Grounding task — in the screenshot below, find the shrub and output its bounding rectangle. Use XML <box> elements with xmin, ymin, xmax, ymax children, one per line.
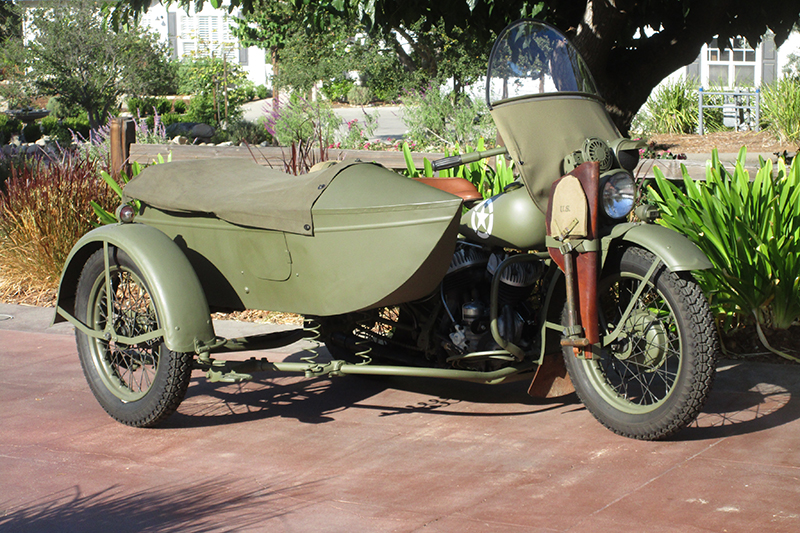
<box><xmin>264</xmin><ymin>95</ymin><xmax>341</xmax><ymax>147</ymax></box>
<box><xmin>761</xmin><ymin>77</ymin><xmax>800</xmax><ymax>144</ymax></box>
<box><xmin>0</xmin><ymin>114</ymin><xmax>22</xmax><ymax>145</ymax></box>
<box><xmin>636</xmin><ymin>77</ymin><xmax>700</xmax><ymax>134</ymax></box>
<box><xmin>346</xmin><ymin>86</ymin><xmax>372</xmax><ymax>106</ymax></box>
<box><xmin>255</xmin><ymin>85</ymin><xmax>271</xmax><ymax>100</ymax></box>
<box><xmin>61</xmin><ymin>117</ymin><xmax>91</xmax><ymax>142</ymax></box>
<box><xmin>177</xmin><ymin>57</ymin><xmax>249</xmax><ymax>127</ymax></box>
<box><xmin>323</xmin><ymin>77</ymin><xmax>355</xmax><ymax>103</ymax></box>
<box><xmin>402</xmin><ymin>86</ymin><xmax>495</xmax><ymax>149</ymax></box>
<box><xmin>225</xmin><ymin>119</ymin><xmax>271</xmax><ymax>145</ymax></box>
<box><xmin>634</xmin><ymin>78</ymin><xmax>727</xmax><ymax>135</ymax></box>
<box><xmin>0</xmin><ymin>153</ymin><xmax>118</xmax><ymax>299</ymax></box>
<box><xmin>172</xmin><ymin>99</ymin><xmax>188</xmax><ymax>114</ymax></box>
<box><xmin>339</xmin><ymin>110</ymin><xmax>379</xmax><ymax>149</ymax></box>
<box><xmin>649</xmin><ymin>148</ymin><xmax>800</xmax><ymax>361</ymax></box>
<box><xmin>22</xmin><ymin>122</ymin><xmax>42</xmax><ymax>143</ymax></box>
<box><xmin>45</xmin><ymin>96</ymin><xmax>79</xmax><ymax>120</ymax></box>
<box><xmin>37</xmin><ymin>115</ymin><xmax>89</xmax><ymax>146</ymax></box>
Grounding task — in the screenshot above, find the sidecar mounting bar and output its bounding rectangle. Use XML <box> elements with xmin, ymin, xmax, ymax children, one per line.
<box><xmin>200</xmin><ymin>356</ymin><xmax>538</xmax><ymax>385</ymax></box>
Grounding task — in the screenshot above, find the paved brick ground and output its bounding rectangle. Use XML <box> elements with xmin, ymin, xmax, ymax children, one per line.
<box><xmin>2</xmin><ymin>304</ymin><xmax>799</xmax><ymax>532</ymax></box>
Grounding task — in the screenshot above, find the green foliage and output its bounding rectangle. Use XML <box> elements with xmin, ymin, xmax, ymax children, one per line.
<box><xmin>178</xmin><ymin>57</ymin><xmax>250</xmax><ymax>126</ymax></box>
<box><xmin>761</xmin><ymin>77</ymin><xmax>800</xmax><ymax>144</ymax></box>
<box><xmin>255</xmin><ymin>85</ymin><xmax>272</xmax><ymax>100</ymax></box>
<box><xmin>62</xmin><ymin>117</ymin><xmax>92</xmax><ymax>144</ymax></box>
<box><xmin>114</xmin><ymin>0</ymin><xmax>800</xmax><ymax>134</ymax></box>
<box><xmin>358</xmin><ymin>52</ymin><xmax>410</xmax><ymax>102</ymax></box>
<box><xmin>635</xmin><ymin>77</ymin><xmax>700</xmax><ymax>134</ymax></box>
<box><xmin>346</xmin><ymin>86</ymin><xmax>372</xmax><ymax>106</ymax></box>
<box><xmin>45</xmin><ymin>97</ymin><xmax>81</xmax><ymax>120</ymax></box>
<box><xmin>265</xmin><ymin>95</ymin><xmax>342</xmax><ymax>147</ymax></box>
<box><xmin>19</xmin><ymin>0</ymin><xmax>176</xmax><ymax>128</ymax></box>
<box><xmin>339</xmin><ymin>110</ymin><xmax>378</xmax><ymax>149</ymax></box>
<box><xmin>127</xmin><ymin>96</ymin><xmax>186</xmax><ymax>116</ymax></box>
<box><xmin>0</xmin><ymin>114</ymin><xmax>21</xmax><ymax>145</ymax></box>
<box><xmin>224</xmin><ymin>119</ymin><xmax>272</xmax><ymax>145</ymax></box>
<box><xmin>322</xmin><ymin>77</ymin><xmax>356</xmax><ymax>102</ymax></box>
<box><xmin>649</xmin><ymin>149</ymin><xmax>800</xmax><ymax>359</ymax></box>
<box><xmin>402</xmin><ymin>86</ymin><xmax>495</xmax><ymax>149</ymax></box>
<box><xmin>273</xmin><ymin>18</ymin><xmax>356</xmax><ymax>95</ymax></box>
<box><xmin>634</xmin><ymin>78</ymin><xmax>729</xmax><ymax>135</ymax></box>
<box><xmin>89</xmin><ymin>155</ymin><xmax>170</xmax><ymax>225</ymax></box>
<box><xmin>22</xmin><ymin>123</ymin><xmax>42</xmax><ymax>144</ymax></box>
<box><xmin>402</xmin><ymin>139</ymin><xmax>515</xmax><ymax>199</ymax></box>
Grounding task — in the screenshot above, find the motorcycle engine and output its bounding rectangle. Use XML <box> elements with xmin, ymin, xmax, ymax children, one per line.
<box><xmin>441</xmin><ymin>243</ymin><xmax>543</xmax><ymax>368</ymax></box>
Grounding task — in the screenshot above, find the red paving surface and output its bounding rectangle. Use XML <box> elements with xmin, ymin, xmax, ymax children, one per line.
<box><xmin>2</xmin><ymin>309</ymin><xmax>800</xmax><ymax>532</ymax></box>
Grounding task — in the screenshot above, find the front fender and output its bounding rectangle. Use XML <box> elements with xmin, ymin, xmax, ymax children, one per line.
<box><xmin>54</xmin><ymin>223</ymin><xmax>214</xmax><ymax>353</ymax></box>
<box><xmin>604</xmin><ymin>223</ymin><xmax>713</xmax><ymax>272</ymax></box>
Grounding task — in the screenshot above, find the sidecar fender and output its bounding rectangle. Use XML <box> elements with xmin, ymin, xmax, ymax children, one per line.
<box><xmin>604</xmin><ymin>223</ymin><xmax>713</xmax><ymax>271</ymax></box>
<box><xmin>54</xmin><ymin>223</ymin><xmax>215</xmax><ymax>353</ymax></box>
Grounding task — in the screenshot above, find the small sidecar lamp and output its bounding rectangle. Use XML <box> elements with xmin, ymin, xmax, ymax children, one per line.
<box><xmin>116</xmin><ymin>204</ymin><xmax>136</xmax><ymax>224</ymax></box>
<box><xmin>634</xmin><ymin>204</ymin><xmax>660</xmax><ymax>224</ymax></box>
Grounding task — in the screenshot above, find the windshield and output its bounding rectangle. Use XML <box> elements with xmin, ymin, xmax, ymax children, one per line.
<box><xmin>486</xmin><ymin>20</ymin><xmax>599</xmax><ymax>107</ymax></box>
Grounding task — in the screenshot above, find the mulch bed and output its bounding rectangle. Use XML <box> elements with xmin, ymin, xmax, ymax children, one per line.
<box><xmin>722</xmin><ymin>324</ymin><xmax>800</xmax><ymax>364</ymax></box>
<box><xmin>648</xmin><ymin>131</ymin><xmax>799</xmax><ymax>155</ymax></box>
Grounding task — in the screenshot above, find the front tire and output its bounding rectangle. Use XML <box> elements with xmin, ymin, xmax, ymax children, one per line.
<box><xmin>75</xmin><ymin>248</ymin><xmax>193</xmax><ymax>427</ymax></box>
<box><xmin>563</xmin><ymin>246</ymin><xmax>718</xmax><ymax>440</ymax></box>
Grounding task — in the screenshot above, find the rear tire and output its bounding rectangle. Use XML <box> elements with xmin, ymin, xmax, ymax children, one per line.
<box><xmin>563</xmin><ymin>246</ymin><xmax>718</xmax><ymax>440</ymax></box>
<box><xmin>75</xmin><ymin>248</ymin><xmax>193</xmax><ymax>427</ymax></box>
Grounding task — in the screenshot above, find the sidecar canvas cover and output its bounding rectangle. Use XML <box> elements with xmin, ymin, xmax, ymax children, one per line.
<box><xmin>123</xmin><ymin>159</ymin><xmax>463</xmax><ymax>316</ymax></box>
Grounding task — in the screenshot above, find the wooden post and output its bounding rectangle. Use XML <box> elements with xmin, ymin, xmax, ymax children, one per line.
<box><xmin>110</xmin><ymin>118</ymin><xmax>122</xmax><ymax>178</ymax></box>
<box><xmin>110</xmin><ymin>117</ymin><xmax>135</xmax><ymax>179</ymax></box>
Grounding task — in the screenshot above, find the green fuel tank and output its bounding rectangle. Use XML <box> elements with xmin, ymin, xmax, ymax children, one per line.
<box><xmin>460</xmin><ymin>184</ymin><xmax>547</xmax><ymax>250</ymax></box>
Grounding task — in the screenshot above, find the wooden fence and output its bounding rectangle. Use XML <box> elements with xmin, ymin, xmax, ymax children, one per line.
<box><xmin>109</xmin><ymin>117</ymin><xmax>443</xmax><ymax>176</ymax></box>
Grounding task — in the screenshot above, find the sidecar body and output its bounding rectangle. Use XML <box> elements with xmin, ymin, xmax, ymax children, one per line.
<box><xmin>55</xmin><ymin>159</ymin><xmax>463</xmax><ymax>340</ymax></box>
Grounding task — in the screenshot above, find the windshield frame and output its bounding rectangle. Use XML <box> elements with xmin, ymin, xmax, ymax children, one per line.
<box><xmin>485</xmin><ymin>19</ymin><xmax>600</xmax><ymax>109</ymax></box>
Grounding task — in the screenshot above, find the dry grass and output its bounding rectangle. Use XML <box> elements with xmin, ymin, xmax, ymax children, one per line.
<box><xmin>0</xmin><ymin>153</ymin><xmax>117</xmax><ymax>303</ymax></box>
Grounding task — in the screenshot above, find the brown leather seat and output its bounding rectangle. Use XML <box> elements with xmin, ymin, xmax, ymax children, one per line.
<box><xmin>413</xmin><ymin>177</ymin><xmax>483</xmax><ymax>203</ymax></box>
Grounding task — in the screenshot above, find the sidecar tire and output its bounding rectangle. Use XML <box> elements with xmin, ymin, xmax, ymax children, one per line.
<box><xmin>563</xmin><ymin>246</ymin><xmax>718</xmax><ymax>440</ymax></box>
<box><xmin>74</xmin><ymin>248</ymin><xmax>193</xmax><ymax>428</ymax></box>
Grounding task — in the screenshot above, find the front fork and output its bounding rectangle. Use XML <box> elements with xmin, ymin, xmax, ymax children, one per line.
<box><xmin>548</xmin><ymin>238</ymin><xmax>600</xmax><ymax>359</ymax></box>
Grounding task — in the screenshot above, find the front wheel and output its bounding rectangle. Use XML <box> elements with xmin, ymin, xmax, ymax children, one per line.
<box><xmin>74</xmin><ymin>248</ymin><xmax>193</xmax><ymax>427</ymax></box>
<box><xmin>563</xmin><ymin>246</ymin><xmax>718</xmax><ymax>440</ymax></box>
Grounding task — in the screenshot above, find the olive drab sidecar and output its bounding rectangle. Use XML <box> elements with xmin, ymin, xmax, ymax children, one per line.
<box><xmin>55</xmin><ymin>19</ymin><xmax>719</xmax><ymax>439</ymax></box>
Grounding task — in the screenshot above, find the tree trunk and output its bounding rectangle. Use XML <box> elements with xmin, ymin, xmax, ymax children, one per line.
<box><xmin>571</xmin><ymin>0</ymin><xmax>721</xmax><ymax>134</ymax></box>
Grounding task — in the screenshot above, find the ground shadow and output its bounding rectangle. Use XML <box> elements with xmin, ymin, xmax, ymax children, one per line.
<box><xmin>0</xmin><ymin>478</ymin><xmax>319</xmax><ymax>533</ymax></box>
<box><xmin>172</xmin><ymin>349</ymin><xmax>798</xmax><ymax>441</ymax></box>
<box><xmin>678</xmin><ymin>359</ymin><xmax>799</xmax><ymax>440</ymax></box>
<box><xmin>169</xmin><ymin>349</ymin><xmax>577</xmax><ymax>429</ymax></box>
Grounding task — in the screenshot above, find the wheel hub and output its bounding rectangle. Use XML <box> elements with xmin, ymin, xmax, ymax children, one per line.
<box><xmin>610</xmin><ymin>309</ymin><xmax>668</xmax><ymax>370</ymax></box>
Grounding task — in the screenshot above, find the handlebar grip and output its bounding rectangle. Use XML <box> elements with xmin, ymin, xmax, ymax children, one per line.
<box><xmin>430</xmin><ymin>155</ymin><xmax>464</xmax><ymax>172</ymax></box>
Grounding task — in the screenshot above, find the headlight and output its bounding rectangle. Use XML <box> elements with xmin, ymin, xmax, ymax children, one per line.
<box><xmin>601</xmin><ymin>171</ymin><xmax>636</xmax><ymax>219</ymax></box>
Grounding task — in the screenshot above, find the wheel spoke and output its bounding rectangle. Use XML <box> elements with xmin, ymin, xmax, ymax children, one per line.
<box><xmin>594</xmin><ymin>274</ymin><xmax>681</xmax><ymax>408</ymax></box>
<box><xmin>92</xmin><ymin>268</ymin><xmax>160</xmax><ymax>398</ymax></box>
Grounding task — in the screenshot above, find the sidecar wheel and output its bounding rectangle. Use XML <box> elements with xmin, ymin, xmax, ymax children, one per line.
<box><xmin>74</xmin><ymin>248</ymin><xmax>193</xmax><ymax>428</ymax></box>
<box><xmin>563</xmin><ymin>246</ymin><xmax>718</xmax><ymax>440</ymax></box>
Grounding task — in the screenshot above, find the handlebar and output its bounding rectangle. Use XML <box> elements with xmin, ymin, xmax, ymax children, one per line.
<box><xmin>430</xmin><ymin>147</ymin><xmax>509</xmax><ymax>172</ymax></box>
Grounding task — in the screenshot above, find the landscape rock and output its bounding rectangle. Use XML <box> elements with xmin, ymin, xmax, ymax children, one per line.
<box><xmin>164</xmin><ymin>121</ymin><xmax>215</xmax><ymax>142</ymax></box>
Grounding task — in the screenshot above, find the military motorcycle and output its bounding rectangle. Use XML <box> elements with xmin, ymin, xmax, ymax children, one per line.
<box><xmin>55</xmin><ymin>20</ymin><xmax>718</xmax><ymax>440</ymax></box>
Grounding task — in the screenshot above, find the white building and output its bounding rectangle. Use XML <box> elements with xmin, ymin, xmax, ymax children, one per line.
<box><xmin>663</xmin><ymin>31</ymin><xmax>800</xmax><ymax>88</ymax></box>
<box><xmin>137</xmin><ymin>1</ymin><xmax>270</xmax><ymax>87</ymax></box>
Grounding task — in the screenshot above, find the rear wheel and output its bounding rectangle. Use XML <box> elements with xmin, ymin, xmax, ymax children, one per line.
<box><xmin>75</xmin><ymin>248</ymin><xmax>193</xmax><ymax>427</ymax></box>
<box><xmin>563</xmin><ymin>246</ymin><xmax>718</xmax><ymax>440</ymax></box>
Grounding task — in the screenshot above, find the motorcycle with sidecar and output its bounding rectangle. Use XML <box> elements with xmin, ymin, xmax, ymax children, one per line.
<box><xmin>55</xmin><ymin>20</ymin><xmax>718</xmax><ymax>440</ymax></box>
